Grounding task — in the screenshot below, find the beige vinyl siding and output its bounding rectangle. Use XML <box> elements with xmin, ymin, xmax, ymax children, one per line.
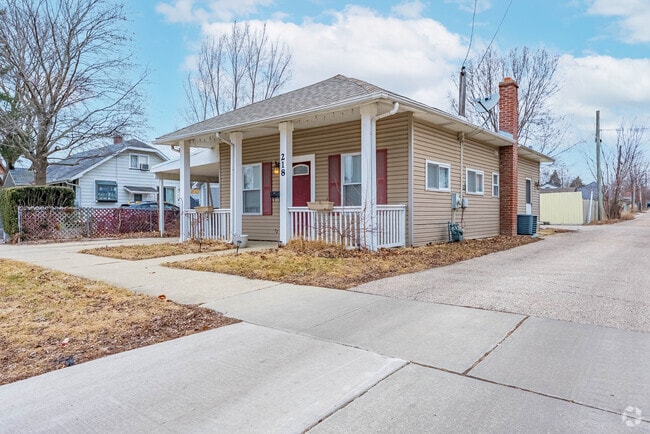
<box><xmin>518</xmin><ymin>157</ymin><xmax>540</xmax><ymax>216</ymax></box>
<box><xmin>411</xmin><ymin>118</ymin><xmax>500</xmax><ymax>246</ymax></box>
<box><xmin>241</xmin><ymin>134</ymin><xmax>280</xmax><ymax>241</ymax></box>
<box><xmin>224</xmin><ymin>114</ymin><xmax>410</xmax><ymax>242</ymax></box>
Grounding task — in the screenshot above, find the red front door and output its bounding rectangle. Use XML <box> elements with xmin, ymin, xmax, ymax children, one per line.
<box><xmin>292</xmin><ymin>162</ymin><xmax>311</xmax><ymax>206</ymax></box>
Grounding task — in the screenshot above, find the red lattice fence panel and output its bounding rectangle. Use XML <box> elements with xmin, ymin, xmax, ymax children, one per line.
<box><xmin>18</xmin><ymin>207</ymin><xmax>180</xmax><ymax>241</ymax></box>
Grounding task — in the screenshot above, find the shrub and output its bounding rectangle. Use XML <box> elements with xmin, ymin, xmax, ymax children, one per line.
<box><xmin>0</xmin><ymin>186</ymin><xmax>75</xmax><ymax>236</ymax></box>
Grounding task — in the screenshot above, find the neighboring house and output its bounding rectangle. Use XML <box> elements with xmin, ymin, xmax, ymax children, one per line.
<box><xmin>3</xmin><ymin>168</ymin><xmax>35</xmax><ymax>187</ymax></box>
<box><xmin>155</xmin><ymin>74</ymin><xmax>551</xmax><ymax>249</ymax></box>
<box><xmin>2</xmin><ymin>138</ymin><xmax>178</xmax><ymax>208</ymax></box>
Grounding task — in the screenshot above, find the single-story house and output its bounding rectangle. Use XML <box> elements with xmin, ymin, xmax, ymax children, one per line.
<box><xmin>154</xmin><ymin>74</ymin><xmax>551</xmax><ymax>249</ymax></box>
<box><xmin>3</xmin><ymin>138</ymin><xmax>178</xmax><ymax>208</ymax></box>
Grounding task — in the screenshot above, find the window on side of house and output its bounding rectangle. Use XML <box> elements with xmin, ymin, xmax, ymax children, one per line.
<box><xmin>164</xmin><ymin>186</ymin><xmax>175</xmax><ymax>204</ymax></box>
<box><xmin>466</xmin><ymin>168</ymin><xmax>484</xmax><ymax>195</ymax></box>
<box><xmin>425</xmin><ymin>160</ymin><xmax>450</xmax><ymax>191</ymax></box>
<box><xmin>243</xmin><ymin>163</ymin><xmax>262</xmax><ymax>214</ymax></box>
<box><xmin>129</xmin><ymin>153</ymin><xmax>149</xmax><ymax>170</ymax></box>
<box><xmin>342</xmin><ymin>153</ymin><xmax>361</xmax><ymax>206</ymax></box>
<box><xmin>95</xmin><ymin>180</ymin><xmax>118</xmax><ymax>202</ymax></box>
<box><xmin>492</xmin><ymin>172</ymin><xmax>500</xmax><ymax>197</ymax></box>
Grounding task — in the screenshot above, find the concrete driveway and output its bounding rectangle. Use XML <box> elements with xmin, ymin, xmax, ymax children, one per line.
<box><xmin>355</xmin><ymin>213</ymin><xmax>650</xmax><ymax>332</ymax></box>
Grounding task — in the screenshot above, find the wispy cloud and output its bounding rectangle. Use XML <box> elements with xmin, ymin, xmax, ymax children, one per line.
<box><xmin>586</xmin><ymin>0</ymin><xmax>650</xmax><ymax>43</ymax></box>
<box><xmin>155</xmin><ymin>0</ymin><xmax>273</xmax><ymax>23</ymax></box>
<box><xmin>444</xmin><ymin>0</ymin><xmax>492</xmax><ymax>14</ymax></box>
<box><xmin>391</xmin><ymin>0</ymin><xmax>426</xmax><ymax>19</ymax></box>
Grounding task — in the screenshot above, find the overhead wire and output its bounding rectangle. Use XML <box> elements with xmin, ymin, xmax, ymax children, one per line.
<box><xmin>461</xmin><ymin>0</ymin><xmax>478</xmax><ymax>68</ymax></box>
<box><xmin>475</xmin><ymin>0</ymin><xmax>513</xmax><ymax>70</ymax></box>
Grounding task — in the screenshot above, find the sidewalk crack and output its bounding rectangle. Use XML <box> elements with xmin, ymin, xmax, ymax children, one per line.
<box><xmin>462</xmin><ymin>315</ymin><xmax>529</xmax><ymax>375</ymax></box>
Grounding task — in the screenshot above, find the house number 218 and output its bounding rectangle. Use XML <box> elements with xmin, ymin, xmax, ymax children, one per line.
<box><xmin>280</xmin><ymin>153</ymin><xmax>286</xmax><ymax>176</ymax></box>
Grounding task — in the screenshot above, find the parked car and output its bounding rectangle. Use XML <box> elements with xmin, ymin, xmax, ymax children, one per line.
<box><xmin>121</xmin><ymin>201</ymin><xmax>180</xmax><ymax>211</ymax></box>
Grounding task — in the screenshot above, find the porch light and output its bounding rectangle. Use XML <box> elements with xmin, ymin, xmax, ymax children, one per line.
<box><xmin>272</xmin><ymin>161</ymin><xmax>280</xmax><ymax>175</ymax></box>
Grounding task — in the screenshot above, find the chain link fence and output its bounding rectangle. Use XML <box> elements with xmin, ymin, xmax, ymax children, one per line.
<box><xmin>17</xmin><ymin>206</ymin><xmax>180</xmax><ymax>241</ymax></box>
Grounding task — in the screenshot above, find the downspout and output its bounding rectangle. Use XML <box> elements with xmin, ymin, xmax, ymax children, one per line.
<box><xmin>456</xmin><ymin>132</ymin><xmax>465</xmax><ymax>226</ymax></box>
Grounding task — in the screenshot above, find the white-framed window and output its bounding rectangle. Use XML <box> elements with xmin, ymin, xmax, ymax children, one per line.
<box><xmin>492</xmin><ymin>172</ymin><xmax>500</xmax><ymax>197</ymax></box>
<box><xmin>425</xmin><ymin>160</ymin><xmax>450</xmax><ymax>191</ymax></box>
<box><xmin>466</xmin><ymin>168</ymin><xmax>484</xmax><ymax>195</ymax></box>
<box><xmin>243</xmin><ymin>163</ymin><xmax>262</xmax><ymax>214</ymax></box>
<box><xmin>342</xmin><ymin>153</ymin><xmax>361</xmax><ymax>206</ymax></box>
<box><xmin>95</xmin><ymin>180</ymin><xmax>118</xmax><ymax>202</ymax></box>
<box><xmin>129</xmin><ymin>153</ymin><xmax>149</xmax><ymax>170</ymax></box>
<box><xmin>163</xmin><ymin>186</ymin><xmax>175</xmax><ymax>204</ymax></box>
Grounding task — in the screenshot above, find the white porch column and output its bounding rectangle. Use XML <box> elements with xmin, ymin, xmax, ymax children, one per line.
<box><xmin>158</xmin><ymin>178</ymin><xmax>165</xmax><ymax>237</ymax></box>
<box><xmin>229</xmin><ymin>131</ymin><xmax>244</xmax><ymax>238</ymax></box>
<box><xmin>279</xmin><ymin>121</ymin><xmax>294</xmax><ymax>245</ymax></box>
<box><xmin>179</xmin><ymin>141</ymin><xmax>191</xmax><ymax>241</ymax></box>
<box><xmin>360</xmin><ymin>103</ymin><xmax>378</xmax><ymax>250</ymax></box>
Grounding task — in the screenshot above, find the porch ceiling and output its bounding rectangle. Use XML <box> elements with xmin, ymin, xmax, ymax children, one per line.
<box><xmin>152</xmin><ymin>147</ymin><xmax>220</xmax><ymax>182</ymax></box>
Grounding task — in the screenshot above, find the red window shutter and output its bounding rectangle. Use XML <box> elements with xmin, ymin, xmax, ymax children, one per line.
<box><xmin>376</xmin><ymin>148</ymin><xmax>388</xmax><ymax>205</ymax></box>
<box><xmin>328</xmin><ymin>154</ymin><xmax>341</xmax><ymax>206</ymax></box>
<box><xmin>262</xmin><ymin>162</ymin><xmax>272</xmax><ymax>216</ymax></box>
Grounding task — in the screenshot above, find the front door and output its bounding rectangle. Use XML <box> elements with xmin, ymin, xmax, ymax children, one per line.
<box><xmin>525</xmin><ymin>178</ymin><xmax>533</xmax><ymax>214</ymax></box>
<box><xmin>292</xmin><ymin>162</ymin><xmax>311</xmax><ymax>206</ymax></box>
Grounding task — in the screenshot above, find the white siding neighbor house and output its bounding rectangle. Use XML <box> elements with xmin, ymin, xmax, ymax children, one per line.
<box><xmin>3</xmin><ymin>138</ymin><xmax>179</xmax><ymax>208</ymax></box>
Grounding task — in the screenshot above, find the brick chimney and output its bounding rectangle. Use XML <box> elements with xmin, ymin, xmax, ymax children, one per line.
<box><xmin>113</xmin><ymin>135</ymin><xmax>123</xmax><ymax>144</ymax></box>
<box><xmin>498</xmin><ymin>77</ymin><xmax>519</xmax><ymax>236</ymax></box>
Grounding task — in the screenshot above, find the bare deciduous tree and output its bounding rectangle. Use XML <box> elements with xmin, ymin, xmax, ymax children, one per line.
<box><xmin>184</xmin><ymin>21</ymin><xmax>292</xmax><ymax>123</ymax></box>
<box><xmin>0</xmin><ymin>0</ymin><xmax>147</xmax><ymax>185</ymax></box>
<box><xmin>584</xmin><ymin>120</ymin><xmax>648</xmax><ymax>218</ymax></box>
<box><xmin>452</xmin><ymin>46</ymin><xmax>567</xmax><ymax>158</ymax></box>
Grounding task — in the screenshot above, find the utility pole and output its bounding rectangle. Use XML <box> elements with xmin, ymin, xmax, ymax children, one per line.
<box><xmin>596</xmin><ymin>110</ymin><xmax>604</xmax><ymax>220</ymax></box>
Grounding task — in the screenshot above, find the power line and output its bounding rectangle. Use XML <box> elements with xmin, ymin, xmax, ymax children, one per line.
<box><xmin>476</xmin><ymin>0</ymin><xmax>513</xmax><ymax>70</ymax></box>
<box><xmin>462</xmin><ymin>0</ymin><xmax>478</xmax><ymax>68</ymax></box>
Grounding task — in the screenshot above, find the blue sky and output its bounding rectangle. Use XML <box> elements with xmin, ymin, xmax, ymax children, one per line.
<box><xmin>127</xmin><ymin>0</ymin><xmax>650</xmax><ymax>181</ymax></box>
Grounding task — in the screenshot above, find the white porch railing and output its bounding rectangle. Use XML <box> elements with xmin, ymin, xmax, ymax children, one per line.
<box><xmin>182</xmin><ymin>209</ymin><xmax>231</xmax><ymax>242</ymax></box>
<box><xmin>289</xmin><ymin>205</ymin><xmax>406</xmax><ymax>249</ymax></box>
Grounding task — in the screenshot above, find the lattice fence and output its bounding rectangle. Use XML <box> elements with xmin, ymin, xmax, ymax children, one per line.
<box><xmin>18</xmin><ymin>207</ymin><xmax>180</xmax><ymax>241</ymax></box>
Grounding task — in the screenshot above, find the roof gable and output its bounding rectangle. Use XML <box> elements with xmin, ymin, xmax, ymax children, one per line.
<box><xmin>47</xmin><ymin>139</ymin><xmax>168</xmax><ymax>183</ymax></box>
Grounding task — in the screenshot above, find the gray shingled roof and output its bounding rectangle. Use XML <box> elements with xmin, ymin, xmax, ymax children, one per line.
<box><xmin>156</xmin><ymin>75</ymin><xmax>393</xmax><ymax>143</ymax></box>
<box><xmin>6</xmin><ymin>168</ymin><xmax>35</xmax><ymax>186</ymax></box>
<box><xmin>47</xmin><ymin>139</ymin><xmax>163</xmax><ymax>184</ymax></box>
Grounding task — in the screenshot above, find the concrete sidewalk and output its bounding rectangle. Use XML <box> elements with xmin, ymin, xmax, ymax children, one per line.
<box><xmin>0</xmin><ymin>238</ymin><xmax>648</xmax><ymax>432</ymax></box>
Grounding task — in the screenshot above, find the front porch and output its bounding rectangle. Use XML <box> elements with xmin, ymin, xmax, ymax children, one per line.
<box><xmin>180</xmin><ymin>204</ymin><xmax>406</xmax><ymax>249</ymax></box>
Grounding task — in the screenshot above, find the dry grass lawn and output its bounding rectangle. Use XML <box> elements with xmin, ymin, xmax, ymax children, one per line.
<box><xmin>80</xmin><ymin>240</ymin><xmax>232</xmax><ymax>260</ymax></box>
<box><xmin>0</xmin><ymin>259</ymin><xmax>238</xmax><ymax>385</ymax></box>
<box><xmin>167</xmin><ymin>236</ymin><xmax>540</xmax><ymax>289</ymax></box>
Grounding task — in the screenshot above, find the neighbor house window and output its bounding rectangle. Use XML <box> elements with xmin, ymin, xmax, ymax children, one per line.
<box><xmin>95</xmin><ymin>180</ymin><xmax>118</xmax><ymax>202</ymax></box>
<box><xmin>492</xmin><ymin>172</ymin><xmax>500</xmax><ymax>197</ymax></box>
<box><xmin>466</xmin><ymin>168</ymin><xmax>484</xmax><ymax>195</ymax></box>
<box><xmin>164</xmin><ymin>187</ymin><xmax>175</xmax><ymax>204</ymax></box>
<box><xmin>129</xmin><ymin>153</ymin><xmax>149</xmax><ymax>170</ymax></box>
<box><xmin>342</xmin><ymin>153</ymin><xmax>361</xmax><ymax>206</ymax></box>
<box><xmin>425</xmin><ymin>161</ymin><xmax>451</xmax><ymax>191</ymax></box>
<box><xmin>243</xmin><ymin>163</ymin><xmax>262</xmax><ymax>214</ymax></box>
